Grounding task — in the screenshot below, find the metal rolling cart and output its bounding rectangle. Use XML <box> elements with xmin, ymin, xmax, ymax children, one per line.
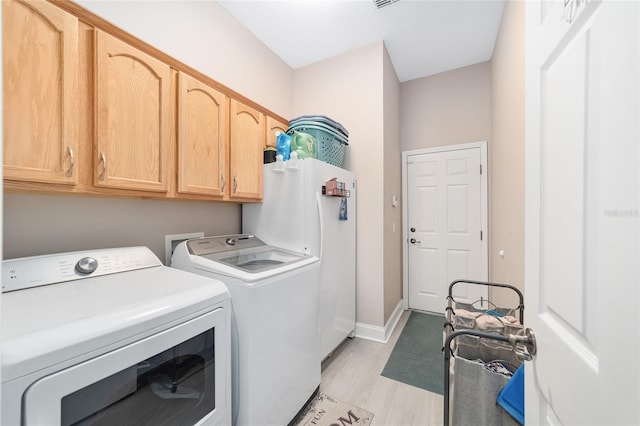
<box><xmin>443</xmin><ymin>280</ymin><xmax>536</xmax><ymax>426</ymax></box>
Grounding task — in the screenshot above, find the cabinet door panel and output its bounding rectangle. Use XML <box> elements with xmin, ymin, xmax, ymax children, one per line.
<box><xmin>229</xmin><ymin>100</ymin><xmax>263</xmax><ymax>200</ymax></box>
<box><xmin>3</xmin><ymin>0</ymin><xmax>78</xmax><ymax>184</ymax></box>
<box><xmin>265</xmin><ymin>116</ymin><xmax>288</xmax><ymax>148</ymax></box>
<box><xmin>178</xmin><ymin>72</ymin><xmax>227</xmax><ymax>197</ymax></box>
<box><xmin>95</xmin><ymin>30</ymin><xmax>170</xmax><ymax>192</ymax></box>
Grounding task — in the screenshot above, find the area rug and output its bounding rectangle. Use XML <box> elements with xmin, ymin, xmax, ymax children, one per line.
<box><xmin>380</xmin><ymin>311</ymin><xmax>445</xmax><ymax>395</ymax></box>
<box><xmin>291</xmin><ymin>393</ymin><xmax>374</xmax><ymax>426</ymax></box>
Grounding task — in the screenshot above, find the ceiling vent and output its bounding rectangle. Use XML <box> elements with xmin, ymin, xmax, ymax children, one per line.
<box><xmin>373</xmin><ymin>0</ymin><xmax>399</xmax><ymax>9</ymax></box>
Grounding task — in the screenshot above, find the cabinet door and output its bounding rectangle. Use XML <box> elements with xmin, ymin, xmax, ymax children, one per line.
<box><xmin>177</xmin><ymin>72</ymin><xmax>227</xmax><ymax>197</ymax></box>
<box><xmin>3</xmin><ymin>0</ymin><xmax>78</xmax><ymax>185</ymax></box>
<box><xmin>265</xmin><ymin>116</ymin><xmax>288</xmax><ymax>148</ymax></box>
<box><xmin>229</xmin><ymin>100</ymin><xmax>264</xmax><ymax>200</ymax></box>
<box><xmin>95</xmin><ymin>30</ymin><xmax>171</xmax><ymax>192</ymax></box>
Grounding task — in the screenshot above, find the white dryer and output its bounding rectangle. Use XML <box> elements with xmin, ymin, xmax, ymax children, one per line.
<box><xmin>171</xmin><ymin>234</ymin><xmax>320</xmax><ymax>426</ymax></box>
<box><xmin>1</xmin><ymin>246</ymin><xmax>231</xmax><ymax>426</ymax></box>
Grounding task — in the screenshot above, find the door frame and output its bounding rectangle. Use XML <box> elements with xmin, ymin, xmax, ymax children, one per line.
<box><xmin>401</xmin><ymin>141</ymin><xmax>488</xmax><ymax>310</ymax></box>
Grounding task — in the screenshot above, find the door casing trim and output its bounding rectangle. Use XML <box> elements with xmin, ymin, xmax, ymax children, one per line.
<box><xmin>401</xmin><ymin>141</ymin><xmax>488</xmax><ymax>310</ymax></box>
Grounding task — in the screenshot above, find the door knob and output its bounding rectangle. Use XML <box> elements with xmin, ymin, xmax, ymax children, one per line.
<box><xmin>410</xmin><ymin>238</ymin><xmax>421</xmax><ymax>244</ymax></box>
<box><xmin>410</xmin><ymin>227</ymin><xmax>416</xmax><ymax>232</ymax></box>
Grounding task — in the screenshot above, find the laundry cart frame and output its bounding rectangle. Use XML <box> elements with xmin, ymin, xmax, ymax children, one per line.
<box><xmin>444</xmin><ymin>279</ymin><xmax>524</xmax><ymax>335</ymax></box>
<box><xmin>442</xmin><ymin>279</ymin><xmax>534</xmax><ymax>426</ymax></box>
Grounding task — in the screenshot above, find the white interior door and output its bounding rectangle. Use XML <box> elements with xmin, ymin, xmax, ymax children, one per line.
<box><xmin>405</xmin><ymin>145</ymin><xmax>487</xmax><ymax>313</ymax></box>
<box><xmin>525</xmin><ymin>1</ymin><xmax>639</xmax><ymax>424</ymax></box>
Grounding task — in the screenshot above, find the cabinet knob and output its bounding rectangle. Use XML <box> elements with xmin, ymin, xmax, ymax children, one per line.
<box><xmin>221</xmin><ymin>174</ymin><xmax>226</xmax><ymax>192</ymax></box>
<box><xmin>233</xmin><ymin>176</ymin><xmax>238</xmax><ymax>193</ymax></box>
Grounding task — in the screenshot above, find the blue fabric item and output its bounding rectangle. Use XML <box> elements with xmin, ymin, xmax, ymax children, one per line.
<box><xmin>498</xmin><ymin>364</ymin><xmax>525</xmax><ymax>425</ymax></box>
<box><xmin>485</xmin><ymin>309</ymin><xmax>505</xmax><ymax>317</ymax></box>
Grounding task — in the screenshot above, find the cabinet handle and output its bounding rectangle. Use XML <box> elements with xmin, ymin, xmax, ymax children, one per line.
<box><xmin>221</xmin><ymin>174</ymin><xmax>226</xmax><ymax>192</ymax></box>
<box><xmin>233</xmin><ymin>176</ymin><xmax>238</xmax><ymax>194</ymax></box>
<box><xmin>99</xmin><ymin>152</ymin><xmax>107</xmax><ymax>181</ymax></box>
<box><xmin>66</xmin><ymin>146</ymin><xmax>75</xmax><ymax>178</ymax></box>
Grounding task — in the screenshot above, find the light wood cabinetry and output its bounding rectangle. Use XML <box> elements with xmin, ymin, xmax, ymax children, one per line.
<box><xmin>265</xmin><ymin>116</ymin><xmax>289</xmax><ymax>148</ymax></box>
<box><xmin>177</xmin><ymin>72</ymin><xmax>228</xmax><ymax>197</ymax></box>
<box><xmin>229</xmin><ymin>100</ymin><xmax>264</xmax><ymax>200</ymax></box>
<box><xmin>3</xmin><ymin>0</ymin><xmax>79</xmax><ymax>185</ymax></box>
<box><xmin>94</xmin><ymin>29</ymin><xmax>171</xmax><ymax>193</ymax></box>
<box><xmin>4</xmin><ymin>0</ymin><xmax>287</xmax><ymax>202</ymax></box>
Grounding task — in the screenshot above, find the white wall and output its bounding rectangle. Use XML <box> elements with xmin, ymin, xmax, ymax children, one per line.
<box><xmin>292</xmin><ymin>42</ymin><xmax>388</xmax><ymax>327</ymax></box>
<box><xmin>4</xmin><ymin>194</ymin><xmax>240</xmax><ymax>261</ymax></box>
<box><xmin>400</xmin><ymin>62</ymin><xmax>491</xmax><ymax>152</ymax></box>
<box><xmin>382</xmin><ymin>47</ymin><xmax>402</xmax><ymax>322</ymax></box>
<box><xmin>489</xmin><ymin>0</ymin><xmax>525</xmax><ymax>307</ymax></box>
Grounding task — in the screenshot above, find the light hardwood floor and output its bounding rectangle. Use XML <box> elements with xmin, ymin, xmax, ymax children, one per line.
<box><xmin>319</xmin><ymin>310</ymin><xmax>444</xmax><ymax>426</ymax></box>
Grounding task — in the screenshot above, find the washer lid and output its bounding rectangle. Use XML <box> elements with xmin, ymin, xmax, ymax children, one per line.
<box><xmin>212</xmin><ymin>246</ymin><xmax>310</xmax><ymax>273</ymax></box>
<box><xmin>187</xmin><ymin>234</ymin><xmax>315</xmax><ymax>274</ymax></box>
<box><xmin>184</xmin><ymin>236</ymin><xmax>319</xmax><ymax>282</ymax></box>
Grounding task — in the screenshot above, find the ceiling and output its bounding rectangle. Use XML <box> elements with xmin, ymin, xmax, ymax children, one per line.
<box><xmin>218</xmin><ymin>0</ymin><xmax>505</xmax><ymax>83</ymax></box>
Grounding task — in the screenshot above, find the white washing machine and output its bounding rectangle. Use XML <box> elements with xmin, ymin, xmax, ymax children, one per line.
<box><xmin>171</xmin><ymin>234</ymin><xmax>320</xmax><ymax>426</ymax></box>
<box><xmin>1</xmin><ymin>246</ymin><xmax>232</xmax><ymax>426</ymax></box>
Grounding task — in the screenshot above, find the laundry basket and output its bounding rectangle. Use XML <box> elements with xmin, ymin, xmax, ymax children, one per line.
<box><xmin>286</xmin><ymin>124</ymin><xmax>348</xmax><ymax>167</ymax></box>
<box><xmin>443</xmin><ymin>280</ymin><xmax>532</xmax><ymax>426</ymax></box>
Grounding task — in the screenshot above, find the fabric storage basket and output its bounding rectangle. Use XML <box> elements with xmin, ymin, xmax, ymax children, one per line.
<box><xmin>450</xmin><ymin>355</ymin><xmax>520</xmax><ymax>426</ymax></box>
<box><xmin>451</xmin><ymin>335</ymin><xmax>523</xmax><ymax>426</ymax></box>
<box><xmin>287</xmin><ymin>124</ymin><xmax>348</xmax><ymax>167</ymax></box>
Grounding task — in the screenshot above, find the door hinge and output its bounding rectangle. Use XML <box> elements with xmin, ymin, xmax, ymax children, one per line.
<box><xmin>480</xmin><ymin>164</ymin><xmax>483</xmax><ymax>175</ymax></box>
<box><xmin>480</xmin><ymin>230</ymin><xmax>483</xmax><ymax>240</ymax></box>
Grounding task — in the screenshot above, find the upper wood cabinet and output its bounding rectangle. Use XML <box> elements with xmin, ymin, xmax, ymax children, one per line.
<box><xmin>94</xmin><ymin>30</ymin><xmax>171</xmax><ymax>193</ymax></box>
<box><xmin>265</xmin><ymin>116</ymin><xmax>288</xmax><ymax>148</ymax></box>
<box><xmin>3</xmin><ymin>2</ymin><xmax>286</xmax><ymax>202</ymax></box>
<box><xmin>177</xmin><ymin>72</ymin><xmax>228</xmax><ymax>197</ymax></box>
<box><xmin>229</xmin><ymin>100</ymin><xmax>264</xmax><ymax>200</ymax></box>
<box><xmin>3</xmin><ymin>0</ymin><xmax>79</xmax><ymax>185</ymax></box>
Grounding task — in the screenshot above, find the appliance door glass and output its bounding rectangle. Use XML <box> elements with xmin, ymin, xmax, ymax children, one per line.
<box><xmin>23</xmin><ymin>308</ymin><xmax>229</xmax><ymax>426</ymax></box>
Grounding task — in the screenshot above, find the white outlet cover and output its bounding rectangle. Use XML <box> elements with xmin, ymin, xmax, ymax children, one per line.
<box><xmin>164</xmin><ymin>232</ymin><xmax>204</xmax><ymax>265</ymax></box>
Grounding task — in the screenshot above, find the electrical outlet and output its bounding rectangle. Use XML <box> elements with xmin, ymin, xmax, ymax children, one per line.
<box><xmin>164</xmin><ymin>232</ymin><xmax>204</xmax><ymax>265</ymax></box>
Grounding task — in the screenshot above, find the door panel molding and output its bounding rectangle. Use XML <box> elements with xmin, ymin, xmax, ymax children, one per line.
<box><xmin>525</xmin><ymin>1</ymin><xmax>639</xmax><ymax>423</ymax></box>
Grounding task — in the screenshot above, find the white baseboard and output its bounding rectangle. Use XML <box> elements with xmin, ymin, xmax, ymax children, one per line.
<box><xmin>355</xmin><ymin>299</ymin><xmax>404</xmax><ymax>344</ymax></box>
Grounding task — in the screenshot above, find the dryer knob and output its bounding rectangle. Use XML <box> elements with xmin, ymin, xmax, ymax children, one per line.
<box><xmin>75</xmin><ymin>257</ymin><xmax>98</xmax><ymax>274</ymax></box>
<box><xmin>225</xmin><ymin>238</ymin><xmax>236</xmax><ymax>246</ymax></box>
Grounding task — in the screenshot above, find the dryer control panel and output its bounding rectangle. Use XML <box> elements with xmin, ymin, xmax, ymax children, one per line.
<box><xmin>2</xmin><ymin>246</ymin><xmax>161</xmax><ymax>293</ymax></box>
